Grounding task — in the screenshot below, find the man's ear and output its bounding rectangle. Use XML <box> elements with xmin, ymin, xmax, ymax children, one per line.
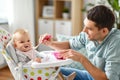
<box><xmin>102</xmin><ymin>28</ymin><xmax>109</xmax><ymax>35</ymax></box>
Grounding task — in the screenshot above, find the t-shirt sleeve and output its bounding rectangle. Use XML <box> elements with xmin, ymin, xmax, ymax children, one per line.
<box><xmin>69</xmin><ymin>32</ymin><xmax>88</xmax><ymax>51</ymax></box>
<box><xmin>104</xmin><ymin>39</ymin><xmax>120</xmax><ymax>80</ymax></box>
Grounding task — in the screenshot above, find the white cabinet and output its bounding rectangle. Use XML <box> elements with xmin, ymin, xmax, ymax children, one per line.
<box><xmin>38</xmin><ymin>19</ymin><xmax>72</xmax><ymax>51</ymax></box>
<box><xmin>38</xmin><ymin>19</ymin><xmax>54</xmax><ymax>51</ymax></box>
<box><xmin>38</xmin><ymin>19</ymin><xmax>54</xmax><ymax>36</ymax></box>
<box><xmin>55</xmin><ymin>20</ymin><xmax>72</xmax><ymax>37</ymax></box>
<box><xmin>38</xmin><ymin>19</ymin><xmax>72</xmax><ymax>38</ymax></box>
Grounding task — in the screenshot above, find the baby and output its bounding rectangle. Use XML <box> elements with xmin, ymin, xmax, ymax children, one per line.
<box><xmin>12</xmin><ymin>28</ymin><xmax>41</xmax><ymax>64</ymax></box>
<box><xmin>12</xmin><ymin>28</ymin><xmax>63</xmax><ymax>64</ymax></box>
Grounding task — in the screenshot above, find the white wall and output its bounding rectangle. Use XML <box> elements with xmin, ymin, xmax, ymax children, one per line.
<box><xmin>10</xmin><ymin>0</ymin><xmax>35</xmax><ymax>45</ymax></box>
<box><xmin>0</xmin><ymin>0</ymin><xmax>8</xmax><ymax>19</ymax></box>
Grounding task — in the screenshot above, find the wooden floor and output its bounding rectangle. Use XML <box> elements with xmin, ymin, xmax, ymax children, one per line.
<box><xmin>0</xmin><ymin>66</ymin><xmax>14</xmax><ymax>80</ymax></box>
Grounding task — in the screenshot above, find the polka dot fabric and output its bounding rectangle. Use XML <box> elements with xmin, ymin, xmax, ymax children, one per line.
<box><xmin>23</xmin><ymin>67</ymin><xmax>57</xmax><ymax>80</ymax></box>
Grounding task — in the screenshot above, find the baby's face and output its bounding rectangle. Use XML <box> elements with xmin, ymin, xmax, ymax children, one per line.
<box><xmin>14</xmin><ymin>33</ymin><xmax>32</xmax><ymax>52</ymax></box>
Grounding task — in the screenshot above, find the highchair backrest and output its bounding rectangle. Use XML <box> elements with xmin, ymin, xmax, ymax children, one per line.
<box><xmin>0</xmin><ymin>27</ymin><xmax>23</xmax><ymax>80</ymax></box>
<box><xmin>6</xmin><ymin>40</ymin><xmax>18</xmax><ymax>64</ymax></box>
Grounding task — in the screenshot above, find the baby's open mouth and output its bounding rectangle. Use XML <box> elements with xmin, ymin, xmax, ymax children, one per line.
<box><xmin>24</xmin><ymin>45</ymin><xmax>29</xmax><ymax>48</ymax></box>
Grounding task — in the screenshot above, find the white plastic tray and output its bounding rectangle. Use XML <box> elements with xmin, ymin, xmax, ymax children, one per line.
<box><xmin>31</xmin><ymin>51</ymin><xmax>73</xmax><ymax>68</ymax></box>
<box><xmin>31</xmin><ymin>59</ymin><xmax>73</xmax><ymax>68</ymax></box>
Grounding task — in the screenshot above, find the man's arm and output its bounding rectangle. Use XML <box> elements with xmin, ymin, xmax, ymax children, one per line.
<box><xmin>48</xmin><ymin>41</ymin><xmax>70</xmax><ymax>50</ymax></box>
<box><xmin>60</xmin><ymin>49</ymin><xmax>108</xmax><ymax>80</ymax></box>
<box><xmin>81</xmin><ymin>55</ymin><xmax>108</xmax><ymax>80</ymax></box>
<box><xmin>39</xmin><ymin>34</ymin><xmax>70</xmax><ymax>50</ymax></box>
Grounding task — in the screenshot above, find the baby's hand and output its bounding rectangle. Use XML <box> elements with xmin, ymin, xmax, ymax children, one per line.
<box><xmin>34</xmin><ymin>58</ymin><xmax>41</xmax><ymax>63</ymax></box>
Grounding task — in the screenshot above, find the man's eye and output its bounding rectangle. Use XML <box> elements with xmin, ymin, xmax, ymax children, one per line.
<box><xmin>87</xmin><ymin>27</ymin><xmax>92</xmax><ymax>30</ymax></box>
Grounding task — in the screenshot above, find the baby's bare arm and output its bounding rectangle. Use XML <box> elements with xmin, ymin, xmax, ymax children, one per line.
<box><xmin>34</xmin><ymin>57</ymin><xmax>41</xmax><ymax>63</ymax></box>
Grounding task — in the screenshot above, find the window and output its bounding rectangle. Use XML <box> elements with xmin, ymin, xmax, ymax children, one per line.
<box><xmin>0</xmin><ymin>0</ymin><xmax>13</xmax><ymax>23</ymax></box>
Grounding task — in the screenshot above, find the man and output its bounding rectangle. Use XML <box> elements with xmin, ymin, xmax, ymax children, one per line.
<box><xmin>39</xmin><ymin>5</ymin><xmax>120</xmax><ymax>80</ymax></box>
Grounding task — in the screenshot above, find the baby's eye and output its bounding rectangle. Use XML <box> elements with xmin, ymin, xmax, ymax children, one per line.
<box><xmin>28</xmin><ymin>40</ymin><xmax>30</xmax><ymax>42</ymax></box>
<box><xmin>20</xmin><ymin>41</ymin><xmax>24</xmax><ymax>43</ymax></box>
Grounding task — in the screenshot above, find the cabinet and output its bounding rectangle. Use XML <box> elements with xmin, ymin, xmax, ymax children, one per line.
<box><xmin>34</xmin><ymin>0</ymin><xmax>83</xmax><ymax>45</ymax></box>
<box><xmin>38</xmin><ymin>19</ymin><xmax>54</xmax><ymax>36</ymax></box>
<box><xmin>55</xmin><ymin>20</ymin><xmax>71</xmax><ymax>36</ymax></box>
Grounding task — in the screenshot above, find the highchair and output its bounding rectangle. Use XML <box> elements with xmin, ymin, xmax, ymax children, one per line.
<box><xmin>0</xmin><ymin>27</ymin><xmax>76</xmax><ymax>80</ymax></box>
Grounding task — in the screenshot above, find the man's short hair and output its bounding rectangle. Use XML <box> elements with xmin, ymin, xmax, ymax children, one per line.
<box><xmin>87</xmin><ymin>5</ymin><xmax>115</xmax><ymax>31</ymax></box>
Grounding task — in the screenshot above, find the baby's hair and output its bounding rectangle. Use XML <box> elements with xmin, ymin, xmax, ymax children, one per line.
<box><xmin>14</xmin><ymin>28</ymin><xmax>28</xmax><ymax>34</ymax></box>
<box><xmin>12</xmin><ymin>28</ymin><xmax>29</xmax><ymax>41</ymax></box>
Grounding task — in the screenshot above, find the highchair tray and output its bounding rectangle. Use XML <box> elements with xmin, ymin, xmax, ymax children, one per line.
<box><xmin>31</xmin><ymin>59</ymin><xmax>73</xmax><ymax>68</ymax></box>
<box><xmin>24</xmin><ymin>51</ymin><xmax>73</xmax><ymax>68</ymax></box>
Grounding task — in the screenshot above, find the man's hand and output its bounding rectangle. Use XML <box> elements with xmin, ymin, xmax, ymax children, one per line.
<box><xmin>39</xmin><ymin>34</ymin><xmax>52</xmax><ymax>46</ymax></box>
<box><xmin>59</xmin><ymin>49</ymin><xmax>84</xmax><ymax>62</ymax></box>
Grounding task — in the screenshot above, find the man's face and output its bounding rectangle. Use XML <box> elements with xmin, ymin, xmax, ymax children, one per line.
<box><xmin>83</xmin><ymin>18</ymin><xmax>104</xmax><ymax>41</ymax></box>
